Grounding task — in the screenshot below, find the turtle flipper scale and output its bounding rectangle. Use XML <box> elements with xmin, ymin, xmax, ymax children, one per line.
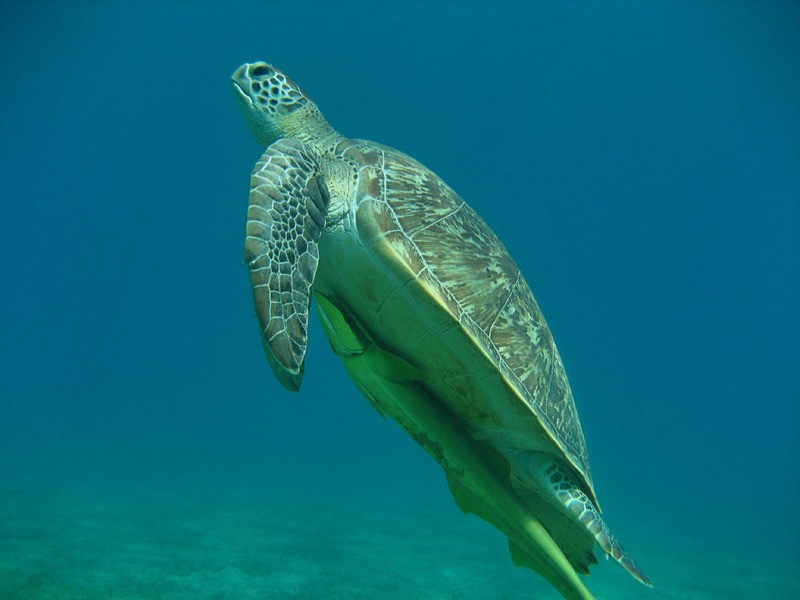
<box><xmin>245</xmin><ymin>138</ymin><xmax>330</xmax><ymax>391</ymax></box>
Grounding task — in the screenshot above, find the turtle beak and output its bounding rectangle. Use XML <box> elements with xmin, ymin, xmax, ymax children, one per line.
<box><xmin>231</xmin><ymin>64</ymin><xmax>253</xmax><ymax>105</ymax></box>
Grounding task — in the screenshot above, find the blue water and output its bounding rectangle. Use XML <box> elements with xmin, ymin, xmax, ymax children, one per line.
<box><xmin>1</xmin><ymin>2</ymin><xmax>798</xmax><ymax>598</ymax></box>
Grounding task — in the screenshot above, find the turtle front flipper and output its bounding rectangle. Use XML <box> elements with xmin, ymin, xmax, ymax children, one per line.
<box><xmin>245</xmin><ymin>138</ymin><xmax>330</xmax><ymax>391</ymax></box>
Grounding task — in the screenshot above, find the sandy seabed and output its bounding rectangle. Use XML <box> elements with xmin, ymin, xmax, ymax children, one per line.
<box><xmin>0</xmin><ymin>467</ymin><xmax>795</xmax><ymax>600</ymax></box>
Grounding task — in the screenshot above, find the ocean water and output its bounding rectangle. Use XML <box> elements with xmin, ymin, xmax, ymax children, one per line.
<box><xmin>1</xmin><ymin>2</ymin><xmax>798</xmax><ymax>599</ymax></box>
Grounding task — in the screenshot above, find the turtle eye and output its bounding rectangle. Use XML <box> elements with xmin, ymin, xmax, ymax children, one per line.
<box><xmin>251</xmin><ymin>65</ymin><xmax>270</xmax><ymax>77</ymax></box>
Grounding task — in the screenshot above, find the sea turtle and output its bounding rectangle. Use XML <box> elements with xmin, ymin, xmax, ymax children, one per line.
<box><xmin>232</xmin><ymin>60</ymin><xmax>651</xmax><ymax>600</ymax></box>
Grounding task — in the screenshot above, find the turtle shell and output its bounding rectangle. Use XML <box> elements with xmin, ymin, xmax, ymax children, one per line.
<box><xmin>326</xmin><ymin>139</ymin><xmax>594</xmax><ymax>500</ymax></box>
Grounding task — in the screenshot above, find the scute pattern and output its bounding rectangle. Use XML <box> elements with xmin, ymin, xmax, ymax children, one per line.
<box><xmin>412</xmin><ymin>202</ymin><xmax>519</xmax><ymax>333</ymax></box>
<box><xmin>343</xmin><ymin>142</ymin><xmax>466</xmax><ymax>237</ymax></box>
<box><xmin>492</xmin><ymin>282</ymin><xmax>578</xmax><ymax>440</ymax></box>
<box><xmin>337</xmin><ymin>140</ymin><xmax>591</xmax><ymax>487</ymax></box>
<box><xmin>246</xmin><ymin>138</ymin><xmax>330</xmax><ymax>385</ymax></box>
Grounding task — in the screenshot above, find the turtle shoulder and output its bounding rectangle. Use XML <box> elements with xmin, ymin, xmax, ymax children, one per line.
<box><xmin>332</xmin><ymin>139</ymin><xmax>594</xmax><ymax>494</ymax></box>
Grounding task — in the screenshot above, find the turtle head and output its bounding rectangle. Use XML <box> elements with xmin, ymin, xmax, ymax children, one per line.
<box><xmin>232</xmin><ymin>61</ymin><xmax>338</xmax><ymax>150</ymax></box>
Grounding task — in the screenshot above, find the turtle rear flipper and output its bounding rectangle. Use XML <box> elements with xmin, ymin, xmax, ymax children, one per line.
<box><xmin>508</xmin><ymin>450</ymin><xmax>652</xmax><ymax>587</ymax></box>
<box><xmin>245</xmin><ymin>138</ymin><xmax>330</xmax><ymax>391</ymax></box>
